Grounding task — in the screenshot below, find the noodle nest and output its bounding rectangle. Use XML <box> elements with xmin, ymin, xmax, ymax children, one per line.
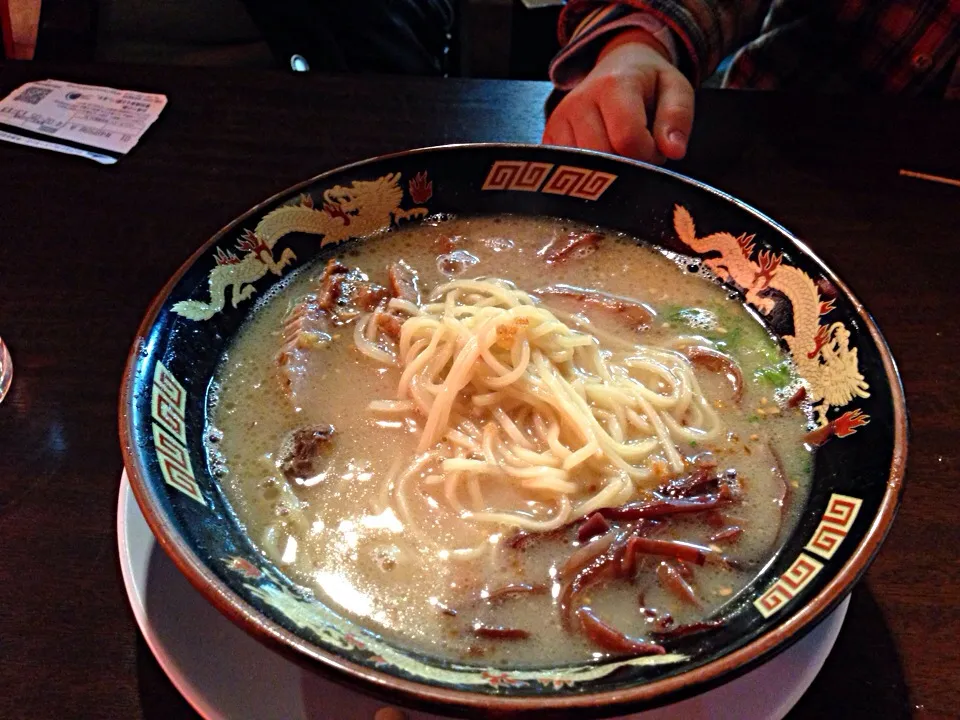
<box><xmin>357</xmin><ymin>278</ymin><xmax>721</xmax><ymax>549</ymax></box>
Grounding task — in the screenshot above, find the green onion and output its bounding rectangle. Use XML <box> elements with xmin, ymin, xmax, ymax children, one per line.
<box><xmin>754</xmin><ymin>362</ymin><xmax>793</xmax><ymax>389</ymax></box>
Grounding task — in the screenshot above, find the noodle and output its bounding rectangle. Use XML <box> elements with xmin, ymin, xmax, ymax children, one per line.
<box><xmin>353</xmin><ymin>314</ymin><xmax>396</xmax><ymax>365</ymax></box>
<box><xmin>359</xmin><ymin>278</ymin><xmax>723</xmax><ymax>536</ymax></box>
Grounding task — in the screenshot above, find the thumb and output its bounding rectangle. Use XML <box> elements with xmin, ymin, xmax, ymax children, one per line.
<box><xmin>652</xmin><ymin>69</ymin><xmax>695</xmax><ymax>160</ymax></box>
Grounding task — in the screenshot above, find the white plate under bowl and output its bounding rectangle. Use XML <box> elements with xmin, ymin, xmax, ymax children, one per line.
<box><xmin>118</xmin><ymin>472</ymin><xmax>849</xmax><ymax>720</ymax></box>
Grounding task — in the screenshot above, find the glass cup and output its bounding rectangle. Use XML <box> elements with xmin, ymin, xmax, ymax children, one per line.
<box><xmin>0</xmin><ymin>336</ymin><xmax>11</xmax><ymax>403</ymax></box>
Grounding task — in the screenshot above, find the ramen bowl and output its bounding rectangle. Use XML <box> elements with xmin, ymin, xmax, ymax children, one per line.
<box><xmin>119</xmin><ymin>144</ymin><xmax>906</xmax><ymax>717</ymax></box>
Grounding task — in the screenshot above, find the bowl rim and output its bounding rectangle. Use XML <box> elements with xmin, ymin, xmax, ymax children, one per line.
<box><xmin>119</xmin><ymin>142</ymin><xmax>907</xmax><ymax>717</ymax></box>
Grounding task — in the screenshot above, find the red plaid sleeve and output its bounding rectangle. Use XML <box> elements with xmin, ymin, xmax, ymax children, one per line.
<box><xmin>550</xmin><ymin>5</ymin><xmax>680</xmax><ymax>89</ymax></box>
<box><xmin>559</xmin><ymin>0</ymin><xmax>772</xmax><ymax>85</ymax></box>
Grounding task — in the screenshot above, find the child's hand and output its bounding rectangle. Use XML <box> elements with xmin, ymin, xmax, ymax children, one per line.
<box><xmin>543</xmin><ymin>29</ymin><xmax>695</xmax><ymax>163</ymax></box>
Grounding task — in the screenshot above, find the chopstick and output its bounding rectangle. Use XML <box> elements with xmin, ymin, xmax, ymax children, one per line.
<box><xmin>898</xmin><ymin>169</ymin><xmax>960</xmax><ymax>189</ymax></box>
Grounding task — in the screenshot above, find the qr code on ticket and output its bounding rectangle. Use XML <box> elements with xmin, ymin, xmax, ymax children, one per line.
<box><xmin>13</xmin><ymin>86</ymin><xmax>54</xmax><ymax>105</ymax></box>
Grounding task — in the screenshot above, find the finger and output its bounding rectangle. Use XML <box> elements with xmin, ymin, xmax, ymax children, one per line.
<box><xmin>542</xmin><ymin>112</ymin><xmax>576</xmax><ymax>148</ymax></box>
<box><xmin>652</xmin><ymin>70</ymin><xmax>695</xmax><ymax>160</ymax></box>
<box><xmin>568</xmin><ymin>100</ymin><xmax>614</xmax><ymax>154</ymax></box>
<box><xmin>596</xmin><ymin>91</ymin><xmax>658</xmax><ymax>162</ymax></box>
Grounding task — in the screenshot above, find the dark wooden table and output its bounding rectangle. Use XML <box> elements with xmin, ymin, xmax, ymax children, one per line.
<box><xmin>0</xmin><ymin>61</ymin><xmax>957</xmax><ymax>720</ymax></box>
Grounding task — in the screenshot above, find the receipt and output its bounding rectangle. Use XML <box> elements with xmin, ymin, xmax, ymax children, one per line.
<box><xmin>0</xmin><ymin>79</ymin><xmax>167</xmax><ymax>156</ymax></box>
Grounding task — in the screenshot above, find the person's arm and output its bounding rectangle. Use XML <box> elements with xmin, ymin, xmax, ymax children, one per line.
<box><xmin>543</xmin><ymin>0</ymin><xmax>770</xmax><ymax>162</ymax></box>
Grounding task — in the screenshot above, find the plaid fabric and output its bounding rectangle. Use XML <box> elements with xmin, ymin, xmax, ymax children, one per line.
<box><xmin>554</xmin><ymin>0</ymin><xmax>960</xmax><ymax>97</ymax></box>
<box><xmin>551</xmin><ymin>5</ymin><xmax>681</xmax><ymax>89</ymax></box>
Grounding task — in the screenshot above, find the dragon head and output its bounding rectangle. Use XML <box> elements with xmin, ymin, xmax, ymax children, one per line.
<box><xmin>323</xmin><ymin>172</ymin><xmax>402</xmax><ymax>214</ymax></box>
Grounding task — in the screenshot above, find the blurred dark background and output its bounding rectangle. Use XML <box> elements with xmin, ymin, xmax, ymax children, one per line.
<box><xmin>2</xmin><ymin>0</ymin><xmax>563</xmax><ymax>80</ymax></box>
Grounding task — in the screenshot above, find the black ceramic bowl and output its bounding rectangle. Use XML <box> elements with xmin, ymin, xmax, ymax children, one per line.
<box><xmin>120</xmin><ymin>144</ymin><xmax>906</xmax><ymax>718</ymax></box>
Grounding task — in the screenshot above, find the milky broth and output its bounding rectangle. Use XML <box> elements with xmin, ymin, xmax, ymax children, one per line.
<box><xmin>208</xmin><ymin>215</ymin><xmax>812</xmax><ymax>666</ymax></box>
